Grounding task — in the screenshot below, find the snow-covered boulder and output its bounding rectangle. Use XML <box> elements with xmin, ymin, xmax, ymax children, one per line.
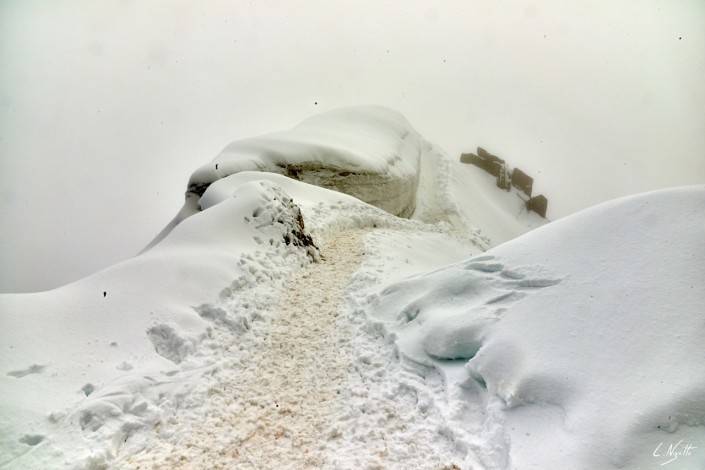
<box><xmin>189</xmin><ymin>106</ymin><xmax>423</xmax><ymax>219</ymax></box>
<box><xmin>370</xmin><ymin>185</ymin><xmax>705</xmax><ymax>469</ymax></box>
<box><xmin>144</xmin><ymin>106</ymin><xmax>462</xmax><ymax>253</ymax></box>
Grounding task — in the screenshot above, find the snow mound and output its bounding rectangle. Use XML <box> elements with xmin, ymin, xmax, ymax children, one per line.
<box><xmin>145</xmin><ymin>106</ymin><xmax>466</xmax><ymax>252</ymax></box>
<box><xmin>369</xmin><ymin>185</ymin><xmax>705</xmax><ymax>469</ymax></box>
<box><xmin>189</xmin><ymin>106</ymin><xmax>423</xmax><ymax>218</ymax></box>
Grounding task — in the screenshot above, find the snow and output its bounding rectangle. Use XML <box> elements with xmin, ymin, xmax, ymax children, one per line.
<box><xmin>369</xmin><ymin>185</ymin><xmax>705</xmax><ymax>469</ymax></box>
<box><xmin>188</xmin><ymin>106</ymin><xmax>424</xmax><ymax>219</ymax></box>
<box><xmin>2</xmin><ymin>106</ymin><xmax>701</xmax><ymax>469</ymax></box>
<box><xmin>144</xmin><ymin>105</ymin><xmax>461</xmax><ymax>252</ymax></box>
<box><xmin>0</xmin><ymin>178</ymin><xmax>322</xmax><ymax>467</ymax></box>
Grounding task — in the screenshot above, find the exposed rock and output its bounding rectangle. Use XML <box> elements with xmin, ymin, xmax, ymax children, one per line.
<box><xmin>527</xmin><ymin>194</ymin><xmax>548</xmax><ymax>218</ymax></box>
<box><xmin>460</xmin><ymin>147</ymin><xmax>505</xmax><ymax>179</ymax></box>
<box><xmin>460</xmin><ymin>147</ymin><xmax>548</xmax><ymax>218</ymax></box>
<box><xmin>511</xmin><ymin>167</ymin><xmax>533</xmax><ymax>197</ymax></box>
<box><xmin>273</xmin><ymin>163</ymin><xmax>418</xmax><ymax>219</ymax></box>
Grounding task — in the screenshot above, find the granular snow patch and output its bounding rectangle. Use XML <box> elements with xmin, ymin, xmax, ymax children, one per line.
<box><xmin>120</xmin><ymin>228</ymin><xmax>466</xmax><ymax>469</ymax></box>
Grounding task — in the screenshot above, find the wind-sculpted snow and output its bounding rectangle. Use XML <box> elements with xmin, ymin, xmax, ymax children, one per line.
<box><xmin>144</xmin><ymin>106</ymin><xmax>464</xmax><ymax>253</ymax></box>
<box><xmin>189</xmin><ymin>106</ymin><xmax>424</xmax><ymax>218</ymax></box>
<box><xmin>368</xmin><ymin>186</ymin><xmax>705</xmax><ymax>469</ymax></box>
<box><xmin>370</xmin><ymin>253</ymin><xmax>562</xmax><ymax>364</ymax></box>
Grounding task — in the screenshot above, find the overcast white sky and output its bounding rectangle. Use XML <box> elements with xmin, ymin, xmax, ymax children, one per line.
<box><xmin>1</xmin><ymin>0</ymin><xmax>704</xmax><ymax>293</ymax></box>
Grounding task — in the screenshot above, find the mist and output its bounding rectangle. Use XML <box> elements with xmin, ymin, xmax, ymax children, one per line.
<box><xmin>1</xmin><ymin>0</ymin><xmax>703</xmax><ymax>292</ymax></box>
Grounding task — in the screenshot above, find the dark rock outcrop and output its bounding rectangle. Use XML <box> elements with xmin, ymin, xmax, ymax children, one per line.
<box><xmin>460</xmin><ymin>147</ymin><xmax>548</xmax><ymax>218</ymax></box>
<box><xmin>511</xmin><ymin>168</ymin><xmax>533</xmax><ymax>197</ymax></box>
<box><xmin>461</xmin><ymin>147</ymin><xmax>506</xmax><ymax>179</ymax></box>
<box><xmin>527</xmin><ymin>194</ymin><xmax>548</xmax><ymax>218</ymax></box>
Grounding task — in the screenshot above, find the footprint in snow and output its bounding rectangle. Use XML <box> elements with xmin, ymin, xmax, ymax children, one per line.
<box><xmin>391</xmin><ymin>255</ymin><xmax>563</xmax><ymax>362</ymax></box>
<box><xmin>465</xmin><ymin>255</ymin><xmax>561</xmax><ymax>289</ymax></box>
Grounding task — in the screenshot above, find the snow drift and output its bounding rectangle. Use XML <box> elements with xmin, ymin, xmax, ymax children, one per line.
<box><xmin>369</xmin><ymin>185</ymin><xmax>705</xmax><ymax>469</ymax></box>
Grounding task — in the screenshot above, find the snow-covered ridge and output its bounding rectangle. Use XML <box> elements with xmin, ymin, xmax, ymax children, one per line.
<box><xmin>0</xmin><ymin>170</ymin><xmax>429</xmax><ymax>468</ymax></box>
<box><xmin>0</xmin><ymin>178</ymin><xmax>323</xmax><ymax>467</ymax></box>
<box><xmin>0</xmin><ymin>106</ymin><xmax>552</xmax><ymax>468</ymax></box>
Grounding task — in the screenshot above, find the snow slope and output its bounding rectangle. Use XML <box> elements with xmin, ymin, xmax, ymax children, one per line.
<box><xmin>369</xmin><ymin>185</ymin><xmax>705</xmax><ymax>469</ymax></box>
<box><xmin>8</xmin><ymin>105</ymin><xmax>681</xmax><ymax>469</ymax></box>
